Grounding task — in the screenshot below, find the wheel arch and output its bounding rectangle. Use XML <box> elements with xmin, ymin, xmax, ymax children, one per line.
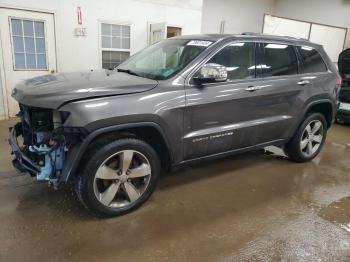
<box><xmin>62</xmin><ymin>122</ymin><xmax>172</xmax><ymax>182</ymax></box>
<box><xmin>303</xmin><ymin>99</ymin><xmax>335</xmax><ymax>128</ymax></box>
<box><xmin>285</xmin><ymin>99</ymin><xmax>335</xmax><ymax>145</ymax></box>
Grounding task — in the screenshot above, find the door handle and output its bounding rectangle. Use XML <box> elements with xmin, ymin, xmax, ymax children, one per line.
<box><xmin>297</xmin><ymin>80</ymin><xmax>310</xmax><ymax>85</ymax></box>
<box><xmin>245</xmin><ymin>86</ymin><xmax>262</xmax><ymax>92</ymax></box>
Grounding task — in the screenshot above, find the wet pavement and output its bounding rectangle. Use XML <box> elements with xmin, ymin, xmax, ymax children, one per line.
<box><xmin>1</xmin><ymin>119</ymin><xmax>350</xmax><ymax>261</ymax></box>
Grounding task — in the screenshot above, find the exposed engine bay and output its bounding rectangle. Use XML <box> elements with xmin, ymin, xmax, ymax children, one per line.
<box><xmin>9</xmin><ymin>104</ymin><xmax>84</xmax><ymax>188</ymax></box>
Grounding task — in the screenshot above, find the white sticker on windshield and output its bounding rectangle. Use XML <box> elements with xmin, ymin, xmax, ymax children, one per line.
<box><xmin>187</xmin><ymin>40</ymin><xmax>213</xmax><ymax>47</ymax></box>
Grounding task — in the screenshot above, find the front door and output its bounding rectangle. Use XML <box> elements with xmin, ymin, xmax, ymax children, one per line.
<box><xmin>183</xmin><ymin>41</ymin><xmax>260</xmax><ymax>159</ymax></box>
<box><xmin>0</xmin><ymin>8</ymin><xmax>57</xmax><ymax>117</ymax></box>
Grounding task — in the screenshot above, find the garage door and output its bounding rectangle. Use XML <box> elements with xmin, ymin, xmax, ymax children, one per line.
<box><xmin>263</xmin><ymin>14</ymin><xmax>347</xmax><ymax>63</ymax></box>
<box><xmin>0</xmin><ymin>8</ymin><xmax>57</xmax><ymax>118</ymax></box>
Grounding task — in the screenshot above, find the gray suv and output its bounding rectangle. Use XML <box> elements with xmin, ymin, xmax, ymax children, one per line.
<box><xmin>9</xmin><ymin>34</ymin><xmax>340</xmax><ymax>217</ymax></box>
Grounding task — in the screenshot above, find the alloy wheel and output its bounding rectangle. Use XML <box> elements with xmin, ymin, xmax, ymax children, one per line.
<box><xmin>93</xmin><ymin>150</ymin><xmax>152</xmax><ymax>208</ymax></box>
<box><xmin>300</xmin><ymin>120</ymin><xmax>323</xmax><ymax>157</ymax></box>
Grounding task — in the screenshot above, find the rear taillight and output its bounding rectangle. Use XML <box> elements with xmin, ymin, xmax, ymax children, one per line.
<box><xmin>337</xmin><ymin>75</ymin><xmax>343</xmax><ymax>87</ymax></box>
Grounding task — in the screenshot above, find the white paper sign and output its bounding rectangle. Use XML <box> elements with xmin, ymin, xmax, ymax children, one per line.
<box><xmin>187</xmin><ymin>40</ymin><xmax>213</xmax><ymax>47</ymax></box>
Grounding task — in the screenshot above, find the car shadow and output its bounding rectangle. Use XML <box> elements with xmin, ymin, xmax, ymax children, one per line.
<box><xmin>13</xmin><ymin>147</ymin><xmax>296</xmax><ymax>221</ymax></box>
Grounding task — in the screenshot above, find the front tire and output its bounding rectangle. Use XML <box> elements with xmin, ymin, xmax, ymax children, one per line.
<box><xmin>75</xmin><ymin>138</ymin><xmax>160</xmax><ymax>218</ymax></box>
<box><xmin>284</xmin><ymin>113</ymin><xmax>327</xmax><ymax>162</ymax></box>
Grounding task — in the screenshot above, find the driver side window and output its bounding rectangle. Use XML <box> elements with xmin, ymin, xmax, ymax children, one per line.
<box><xmin>208</xmin><ymin>42</ymin><xmax>256</xmax><ymax>81</ymax></box>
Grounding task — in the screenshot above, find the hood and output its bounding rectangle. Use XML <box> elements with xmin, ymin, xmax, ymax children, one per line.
<box><xmin>339</xmin><ymin>48</ymin><xmax>350</xmax><ymax>79</ymax></box>
<box><xmin>12</xmin><ymin>70</ymin><xmax>158</xmax><ymax>109</ymax></box>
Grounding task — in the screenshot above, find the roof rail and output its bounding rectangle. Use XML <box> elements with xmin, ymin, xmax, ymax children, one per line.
<box><xmin>241</xmin><ymin>32</ymin><xmax>261</xmax><ymax>35</ymax></box>
<box><xmin>241</xmin><ymin>32</ymin><xmax>310</xmax><ymax>42</ymax></box>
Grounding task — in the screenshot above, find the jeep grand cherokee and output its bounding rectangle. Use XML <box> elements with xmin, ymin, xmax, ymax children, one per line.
<box><xmin>9</xmin><ymin>34</ymin><xmax>340</xmax><ymax>217</ymax></box>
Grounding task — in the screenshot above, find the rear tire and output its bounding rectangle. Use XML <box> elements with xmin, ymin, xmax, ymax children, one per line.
<box><xmin>284</xmin><ymin>113</ymin><xmax>327</xmax><ymax>162</ymax></box>
<box><xmin>75</xmin><ymin>138</ymin><xmax>160</xmax><ymax>218</ymax></box>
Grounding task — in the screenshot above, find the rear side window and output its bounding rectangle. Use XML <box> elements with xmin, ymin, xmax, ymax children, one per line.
<box><xmin>208</xmin><ymin>42</ymin><xmax>255</xmax><ymax>81</ymax></box>
<box><xmin>262</xmin><ymin>43</ymin><xmax>298</xmax><ymax>77</ymax></box>
<box><xmin>297</xmin><ymin>46</ymin><xmax>328</xmax><ymax>73</ymax></box>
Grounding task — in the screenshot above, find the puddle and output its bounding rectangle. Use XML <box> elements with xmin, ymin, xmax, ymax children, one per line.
<box><xmin>319</xmin><ymin>195</ymin><xmax>350</xmax><ymax>233</ymax></box>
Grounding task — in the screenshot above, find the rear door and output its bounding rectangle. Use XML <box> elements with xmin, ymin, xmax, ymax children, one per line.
<box><xmin>255</xmin><ymin>42</ymin><xmax>307</xmax><ymax>140</ymax></box>
<box><xmin>296</xmin><ymin>45</ymin><xmax>336</xmax><ymax>94</ymax></box>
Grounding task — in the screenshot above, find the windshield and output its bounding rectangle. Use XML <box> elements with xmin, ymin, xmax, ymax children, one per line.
<box><xmin>117</xmin><ymin>39</ymin><xmax>213</xmax><ymax>80</ymax></box>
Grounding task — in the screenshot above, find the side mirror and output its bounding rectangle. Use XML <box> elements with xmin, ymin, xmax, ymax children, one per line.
<box><xmin>193</xmin><ymin>63</ymin><xmax>227</xmax><ymax>84</ymax></box>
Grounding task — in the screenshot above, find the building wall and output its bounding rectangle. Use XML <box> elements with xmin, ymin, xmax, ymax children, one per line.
<box><xmin>201</xmin><ymin>0</ymin><xmax>275</xmax><ymax>34</ymax></box>
<box><xmin>202</xmin><ymin>0</ymin><xmax>350</xmax><ymax>49</ymax></box>
<box><xmin>0</xmin><ymin>0</ymin><xmax>203</xmax><ymax>73</ymax></box>
<box><xmin>0</xmin><ymin>0</ymin><xmax>203</xmax><ymax>119</ymax></box>
<box><xmin>274</xmin><ymin>0</ymin><xmax>350</xmax><ymax>49</ymax></box>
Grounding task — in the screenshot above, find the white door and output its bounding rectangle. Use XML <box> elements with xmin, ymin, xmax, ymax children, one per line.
<box><xmin>0</xmin><ymin>50</ymin><xmax>6</xmax><ymax>120</ymax></box>
<box><xmin>263</xmin><ymin>14</ymin><xmax>311</xmax><ymax>39</ymax></box>
<box><xmin>149</xmin><ymin>22</ymin><xmax>167</xmax><ymax>45</ymax></box>
<box><xmin>0</xmin><ymin>8</ymin><xmax>57</xmax><ymax>117</ymax></box>
<box><xmin>309</xmin><ymin>24</ymin><xmax>347</xmax><ymax>62</ymax></box>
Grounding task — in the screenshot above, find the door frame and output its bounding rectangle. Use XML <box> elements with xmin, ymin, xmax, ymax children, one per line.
<box><xmin>0</xmin><ymin>4</ymin><xmax>58</xmax><ymax>119</ymax></box>
<box><xmin>147</xmin><ymin>22</ymin><xmax>166</xmax><ymax>45</ymax></box>
<box><xmin>166</xmin><ymin>24</ymin><xmax>183</xmax><ymax>38</ymax></box>
<box><xmin>147</xmin><ymin>21</ymin><xmax>183</xmax><ymax>45</ymax></box>
<box><xmin>0</xmin><ymin>29</ymin><xmax>9</xmax><ymax>119</ymax></box>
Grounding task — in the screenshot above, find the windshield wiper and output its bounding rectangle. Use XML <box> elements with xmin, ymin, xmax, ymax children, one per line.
<box><xmin>117</xmin><ymin>68</ymin><xmax>141</xmax><ymax>77</ymax></box>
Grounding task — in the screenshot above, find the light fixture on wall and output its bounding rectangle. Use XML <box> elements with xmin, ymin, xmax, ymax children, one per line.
<box><xmin>220</xmin><ymin>20</ymin><xmax>225</xmax><ymax>34</ymax></box>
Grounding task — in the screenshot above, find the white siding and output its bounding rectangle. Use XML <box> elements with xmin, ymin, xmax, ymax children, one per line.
<box><xmin>201</xmin><ymin>0</ymin><xmax>275</xmax><ymax>34</ymax></box>
<box><xmin>0</xmin><ymin>0</ymin><xmax>203</xmax><ymax>73</ymax></box>
<box><xmin>274</xmin><ymin>0</ymin><xmax>350</xmax><ymax>49</ymax></box>
<box><xmin>202</xmin><ymin>0</ymin><xmax>350</xmax><ymax>50</ymax></box>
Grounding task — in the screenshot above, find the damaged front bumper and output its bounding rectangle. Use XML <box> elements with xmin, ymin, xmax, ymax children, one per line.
<box><xmin>9</xmin><ymin>124</ymin><xmax>41</xmax><ymax>175</ymax></box>
<box><xmin>9</xmin><ymin>122</ymin><xmax>84</xmax><ymax>187</ymax></box>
